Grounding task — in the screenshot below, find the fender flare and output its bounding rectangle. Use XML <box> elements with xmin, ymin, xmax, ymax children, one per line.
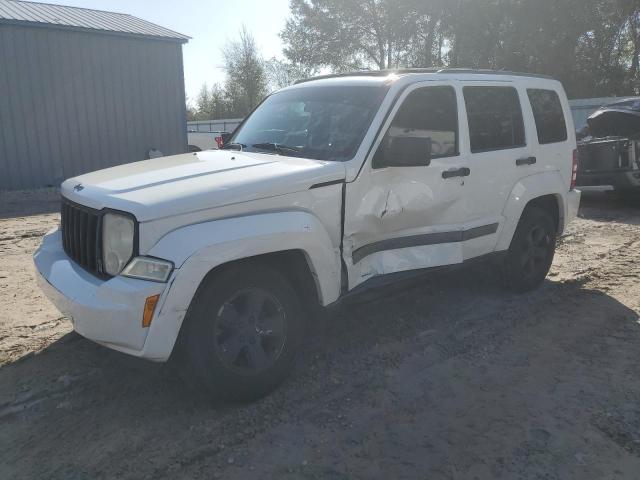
<box><xmin>150</xmin><ymin>210</ymin><xmax>342</xmax><ymax>305</ymax></box>
<box><xmin>139</xmin><ymin>211</ymin><xmax>342</xmax><ymax>361</ymax></box>
<box><xmin>495</xmin><ymin>171</ymin><xmax>568</xmax><ymax>252</ymax></box>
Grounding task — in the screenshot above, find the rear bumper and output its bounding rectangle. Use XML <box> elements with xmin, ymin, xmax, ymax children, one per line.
<box><xmin>34</xmin><ymin>229</ymin><xmax>176</xmax><ymax>360</ymax></box>
<box><xmin>563</xmin><ymin>190</ymin><xmax>581</xmax><ymax>233</ymax></box>
<box><xmin>577</xmin><ymin>170</ymin><xmax>640</xmax><ymax>190</ymax></box>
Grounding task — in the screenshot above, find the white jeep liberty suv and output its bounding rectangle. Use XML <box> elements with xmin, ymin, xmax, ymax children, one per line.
<box><xmin>35</xmin><ymin>70</ymin><xmax>581</xmax><ymax>400</ymax></box>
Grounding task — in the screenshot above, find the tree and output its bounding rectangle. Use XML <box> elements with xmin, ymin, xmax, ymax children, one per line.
<box><xmin>265</xmin><ymin>57</ymin><xmax>315</xmax><ymax>90</ymax></box>
<box><xmin>282</xmin><ymin>0</ymin><xmax>640</xmax><ymax>98</ymax></box>
<box><xmin>195</xmin><ymin>83</ymin><xmax>212</xmax><ymax>119</ymax></box>
<box><xmin>222</xmin><ymin>26</ymin><xmax>269</xmax><ymax>116</ymax></box>
<box><xmin>282</xmin><ymin>0</ymin><xmax>420</xmax><ymax>71</ymax></box>
<box><xmin>188</xmin><ymin>83</ymin><xmax>230</xmax><ymax>121</ymax></box>
<box><xmin>405</xmin><ymin>0</ymin><xmax>450</xmax><ymax>68</ymax></box>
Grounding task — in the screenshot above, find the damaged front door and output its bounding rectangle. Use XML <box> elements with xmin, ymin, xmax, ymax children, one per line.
<box><xmin>343</xmin><ymin>82</ymin><xmax>474</xmax><ymax>289</ymax></box>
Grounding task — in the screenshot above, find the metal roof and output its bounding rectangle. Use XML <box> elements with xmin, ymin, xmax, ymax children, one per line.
<box><xmin>0</xmin><ymin>0</ymin><xmax>189</xmax><ymax>42</ymax></box>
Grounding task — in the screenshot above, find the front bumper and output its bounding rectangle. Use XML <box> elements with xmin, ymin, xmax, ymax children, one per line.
<box><xmin>34</xmin><ymin>229</ymin><xmax>174</xmax><ymax>360</ymax></box>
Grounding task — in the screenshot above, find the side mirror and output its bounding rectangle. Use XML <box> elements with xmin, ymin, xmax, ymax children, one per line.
<box><xmin>220</xmin><ymin>132</ymin><xmax>232</xmax><ymax>146</ymax></box>
<box><xmin>376</xmin><ymin>136</ymin><xmax>432</xmax><ymax>168</ymax></box>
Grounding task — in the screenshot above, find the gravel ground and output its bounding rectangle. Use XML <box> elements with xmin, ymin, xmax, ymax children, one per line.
<box><xmin>1</xmin><ymin>192</ymin><xmax>640</xmax><ymax>480</ymax></box>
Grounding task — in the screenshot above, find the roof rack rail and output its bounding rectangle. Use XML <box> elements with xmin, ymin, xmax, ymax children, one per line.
<box><xmin>435</xmin><ymin>68</ymin><xmax>554</xmax><ymax>79</ymax></box>
<box><xmin>294</xmin><ymin>68</ymin><xmax>554</xmax><ymax>85</ymax></box>
<box><xmin>294</xmin><ymin>69</ymin><xmax>439</xmax><ymax>84</ymax></box>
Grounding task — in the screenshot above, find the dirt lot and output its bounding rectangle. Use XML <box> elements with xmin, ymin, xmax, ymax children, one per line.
<box><xmin>1</xmin><ymin>192</ymin><xmax>640</xmax><ymax>480</ymax></box>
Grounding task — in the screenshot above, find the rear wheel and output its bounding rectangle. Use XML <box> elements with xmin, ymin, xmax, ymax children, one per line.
<box><xmin>179</xmin><ymin>263</ymin><xmax>304</xmax><ymax>401</ymax></box>
<box><xmin>504</xmin><ymin>206</ymin><xmax>557</xmax><ymax>293</ymax></box>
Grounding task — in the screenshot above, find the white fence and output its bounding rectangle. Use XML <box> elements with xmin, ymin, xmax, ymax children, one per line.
<box><xmin>187</xmin><ymin>118</ymin><xmax>243</xmax><ymax>133</ymax></box>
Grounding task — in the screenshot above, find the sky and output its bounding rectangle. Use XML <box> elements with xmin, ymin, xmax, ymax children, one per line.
<box><xmin>41</xmin><ymin>0</ymin><xmax>291</xmax><ymax>103</ymax></box>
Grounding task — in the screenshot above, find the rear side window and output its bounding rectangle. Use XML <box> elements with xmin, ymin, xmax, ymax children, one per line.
<box><xmin>527</xmin><ymin>89</ymin><xmax>568</xmax><ymax>144</ymax></box>
<box><xmin>463</xmin><ymin>86</ymin><xmax>526</xmax><ymax>153</ymax></box>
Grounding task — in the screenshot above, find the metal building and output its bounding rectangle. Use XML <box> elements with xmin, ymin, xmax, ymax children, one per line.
<box><xmin>0</xmin><ymin>0</ymin><xmax>189</xmax><ymax>190</ymax></box>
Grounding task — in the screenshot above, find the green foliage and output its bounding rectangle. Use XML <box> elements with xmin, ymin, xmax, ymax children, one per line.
<box><xmin>189</xmin><ymin>0</ymin><xmax>639</xmax><ymax>121</ymax></box>
<box><xmin>187</xmin><ymin>83</ymin><xmax>230</xmax><ymax>121</ymax></box>
<box><xmin>281</xmin><ymin>0</ymin><xmax>422</xmax><ymax>70</ymax></box>
<box><xmin>265</xmin><ymin>57</ymin><xmax>316</xmax><ymax>90</ymax></box>
<box><xmin>188</xmin><ymin>28</ymin><xmax>309</xmax><ymax>121</ymax></box>
<box><xmin>222</xmin><ymin>26</ymin><xmax>269</xmax><ymax>117</ymax></box>
<box><xmin>282</xmin><ymin>0</ymin><xmax>640</xmax><ymax>98</ymax></box>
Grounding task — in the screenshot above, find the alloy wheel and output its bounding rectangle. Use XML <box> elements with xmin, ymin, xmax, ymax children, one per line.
<box><xmin>213</xmin><ymin>288</ymin><xmax>287</xmax><ymax>374</ymax></box>
<box><xmin>520</xmin><ymin>225</ymin><xmax>551</xmax><ymax>277</ymax></box>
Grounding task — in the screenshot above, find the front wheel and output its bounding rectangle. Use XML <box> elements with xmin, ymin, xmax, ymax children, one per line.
<box><xmin>504</xmin><ymin>206</ymin><xmax>557</xmax><ymax>293</ymax></box>
<box><xmin>178</xmin><ymin>263</ymin><xmax>304</xmax><ymax>401</ymax></box>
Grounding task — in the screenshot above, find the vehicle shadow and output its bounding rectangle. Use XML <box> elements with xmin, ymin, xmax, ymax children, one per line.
<box><xmin>1</xmin><ymin>265</ymin><xmax>639</xmax><ymax>479</ymax></box>
<box><xmin>0</xmin><ymin>189</ymin><xmax>61</xmax><ymax>219</ymax></box>
<box><xmin>579</xmin><ymin>190</ymin><xmax>640</xmax><ymax>225</ymax></box>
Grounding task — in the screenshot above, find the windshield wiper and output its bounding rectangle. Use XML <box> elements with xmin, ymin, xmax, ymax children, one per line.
<box><xmin>251</xmin><ymin>143</ymin><xmax>302</xmax><ymax>156</ymax></box>
<box><xmin>221</xmin><ymin>142</ymin><xmax>246</xmax><ymax>151</ymax></box>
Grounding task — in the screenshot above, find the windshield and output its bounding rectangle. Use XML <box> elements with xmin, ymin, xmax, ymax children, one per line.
<box><xmin>230</xmin><ymin>85</ymin><xmax>390</xmax><ymax>162</ymax></box>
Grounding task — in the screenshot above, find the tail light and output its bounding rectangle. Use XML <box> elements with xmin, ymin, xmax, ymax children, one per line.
<box><xmin>215</xmin><ymin>136</ymin><xmax>223</xmax><ymax>148</ymax></box>
<box><xmin>571</xmin><ymin>149</ymin><xmax>578</xmax><ymax>190</ymax></box>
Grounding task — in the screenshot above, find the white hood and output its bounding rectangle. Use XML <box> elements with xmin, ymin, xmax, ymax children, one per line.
<box><xmin>61</xmin><ymin>150</ymin><xmax>346</xmax><ymax>221</ymax></box>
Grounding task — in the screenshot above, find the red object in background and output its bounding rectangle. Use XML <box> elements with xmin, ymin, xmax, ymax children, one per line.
<box><xmin>215</xmin><ymin>136</ymin><xmax>224</xmax><ymax>148</ymax></box>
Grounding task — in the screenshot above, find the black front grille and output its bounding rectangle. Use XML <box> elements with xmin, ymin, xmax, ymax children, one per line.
<box><xmin>61</xmin><ymin>199</ymin><xmax>101</xmax><ymax>275</ymax></box>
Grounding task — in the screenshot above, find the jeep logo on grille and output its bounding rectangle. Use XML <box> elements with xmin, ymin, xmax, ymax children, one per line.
<box><xmin>73</xmin><ymin>183</ymin><xmax>84</xmax><ymax>192</ymax></box>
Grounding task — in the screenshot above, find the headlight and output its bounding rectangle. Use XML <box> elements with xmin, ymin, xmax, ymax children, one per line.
<box><xmin>102</xmin><ymin>212</ymin><xmax>135</xmax><ymax>276</ymax></box>
<box><xmin>122</xmin><ymin>257</ymin><xmax>173</xmax><ymax>283</ymax></box>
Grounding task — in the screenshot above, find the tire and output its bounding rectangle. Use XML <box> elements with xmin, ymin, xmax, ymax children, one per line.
<box><xmin>178</xmin><ymin>263</ymin><xmax>304</xmax><ymax>401</ymax></box>
<box><xmin>504</xmin><ymin>206</ymin><xmax>557</xmax><ymax>293</ymax></box>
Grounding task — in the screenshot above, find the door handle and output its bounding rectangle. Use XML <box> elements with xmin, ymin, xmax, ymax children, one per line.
<box><xmin>442</xmin><ymin>167</ymin><xmax>471</xmax><ymax>179</ymax></box>
<box><xmin>516</xmin><ymin>156</ymin><xmax>537</xmax><ymax>166</ymax></box>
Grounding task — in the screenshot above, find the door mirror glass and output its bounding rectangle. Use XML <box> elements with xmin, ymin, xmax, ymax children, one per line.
<box><xmin>378</xmin><ymin>136</ymin><xmax>432</xmax><ymax>167</ymax></box>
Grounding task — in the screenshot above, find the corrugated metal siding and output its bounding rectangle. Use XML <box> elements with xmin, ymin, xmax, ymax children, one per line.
<box><xmin>0</xmin><ymin>0</ymin><xmax>189</xmax><ymax>41</ymax></box>
<box><xmin>0</xmin><ymin>24</ymin><xmax>187</xmax><ymax>190</ymax></box>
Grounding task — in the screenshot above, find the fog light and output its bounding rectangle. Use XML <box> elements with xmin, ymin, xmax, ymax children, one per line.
<box><xmin>122</xmin><ymin>257</ymin><xmax>173</xmax><ymax>283</ymax></box>
<box><xmin>143</xmin><ymin>294</ymin><xmax>160</xmax><ymax>328</ymax></box>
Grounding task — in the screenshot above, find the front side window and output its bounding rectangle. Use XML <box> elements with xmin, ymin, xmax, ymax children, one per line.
<box><xmin>374</xmin><ymin>85</ymin><xmax>458</xmax><ymax>167</ymax></box>
<box><xmin>464</xmin><ymin>86</ymin><xmax>526</xmax><ymax>153</ymax></box>
<box><xmin>230</xmin><ymin>85</ymin><xmax>390</xmax><ymax>162</ymax></box>
<box><xmin>527</xmin><ymin>89</ymin><xmax>568</xmax><ymax>144</ymax></box>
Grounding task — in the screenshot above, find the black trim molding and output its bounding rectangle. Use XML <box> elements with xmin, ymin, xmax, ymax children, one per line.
<box><xmin>352</xmin><ymin>223</ymin><xmax>499</xmax><ymax>264</ymax></box>
<box><xmin>309</xmin><ymin>179</ymin><xmax>345</xmax><ymax>189</ymax></box>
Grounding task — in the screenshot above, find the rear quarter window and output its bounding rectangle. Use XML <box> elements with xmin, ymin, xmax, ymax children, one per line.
<box><xmin>527</xmin><ymin>89</ymin><xmax>568</xmax><ymax>144</ymax></box>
